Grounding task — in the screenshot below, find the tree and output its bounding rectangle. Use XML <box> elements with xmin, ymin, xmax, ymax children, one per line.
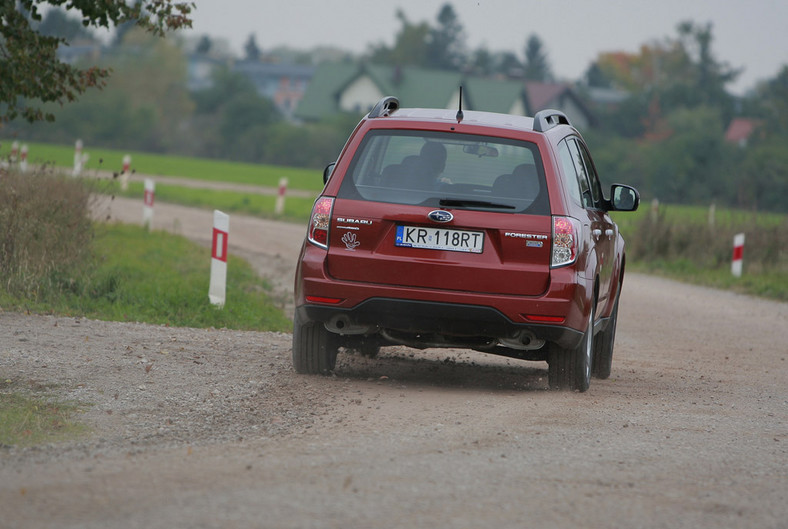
<box><xmin>195</xmin><ymin>35</ymin><xmax>212</xmax><ymax>55</ymax></box>
<box><xmin>367</xmin><ymin>10</ymin><xmax>429</xmax><ymax>67</ymax></box>
<box><xmin>426</xmin><ymin>3</ymin><xmax>466</xmax><ymax>70</ymax></box>
<box><xmin>747</xmin><ymin>65</ymin><xmax>788</xmax><ymax>138</ymax></box>
<box><xmin>0</xmin><ymin>0</ymin><xmax>194</xmax><ymax>125</ymax></box>
<box><xmin>244</xmin><ymin>34</ymin><xmax>261</xmax><ymax>62</ymax></box>
<box><xmin>674</xmin><ymin>21</ymin><xmax>739</xmax><ymax>108</ymax></box>
<box><xmin>522</xmin><ymin>34</ymin><xmax>552</xmax><ymax>81</ymax></box>
<box><xmin>36</xmin><ymin>7</ymin><xmax>95</xmax><ymax>42</ymax></box>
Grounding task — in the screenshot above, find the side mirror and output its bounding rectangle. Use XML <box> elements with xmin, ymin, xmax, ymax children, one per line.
<box><xmin>323</xmin><ymin>162</ymin><xmax>336</xmax><ymax>185</ymax></box>
<box><xmin>610</xmin><ymin>184</ymin><xmax>639</xmax><ymax>212</ymax></box>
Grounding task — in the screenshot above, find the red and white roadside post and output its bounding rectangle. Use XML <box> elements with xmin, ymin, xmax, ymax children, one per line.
<box><xmin>143</xmin><ymin>178</ymin><xmax>155</xmax><ymax>230</ymax></box>
<box><xmin>19</xmin><ymin>144</ymin><xmax>28</xmax><ymax>173</ymax></box>
<box><xmin>121</xmin><ymin>154</ymin><xmax>131</xmax><ymax>191</ymax></box>
<box><xmin>209</xmin><ymin>210</ymin><xmax>230</xmax><ymax>307</ymax></box>
<box><xmin>731</xmin><ymin>233</ymin><xmax>745</xmax><ymax>278</ymax></box>
<box><xmin>275</xmin><ymin>177</ymin><xmax>288</xmax><ymax>216</ymax></box>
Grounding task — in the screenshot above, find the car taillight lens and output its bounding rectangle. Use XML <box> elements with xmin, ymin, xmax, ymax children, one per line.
<box><xmin>308</xmin><ymin>197</ymin><xmax>334</xmax><ymax>249</ymax></box>
<box><xmin>552</xmin><ymin>216</ymin><xmax>580</xmax><ymax>268</ymax></box>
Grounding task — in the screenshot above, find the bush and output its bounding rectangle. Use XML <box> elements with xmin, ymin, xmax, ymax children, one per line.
<box><xmin>0</xmin><ymin>166</ymin><xmax>94</xmax><ymax>298</ymax></box>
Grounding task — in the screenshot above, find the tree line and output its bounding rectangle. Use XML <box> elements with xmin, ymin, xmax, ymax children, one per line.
<box><xmin>2</xmin><ymin>3</ymin><xmax>787</xmax><ymax>212</ymax></box>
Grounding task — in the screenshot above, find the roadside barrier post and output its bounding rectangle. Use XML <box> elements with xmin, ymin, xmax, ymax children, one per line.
<box><xmin>19</xmin><ymin>144</ymin><xmax>28</xmax><ymax>173</ymax></box>
<box><xmin>10</xmin><ymin>141</ymin><xmax>19</xmax><ymax>165</ymax></box>
<box><xmin>275</xmin><ymin>177</ymin><xmax>288</xmax><ymax>216</ymax></box>
<box><xmin>121</xmin><ymin>154</ymin><xmax>131</xmax><ymax>191</ymax></box>
<box><xmin>731</xmin><ymin>233</ymin><xmax>745</xmax><ymax>278</ymax></box>
<box><xmin>209</xmin><ymin>210</ymin><xmax>230</xmax><ymax>307</ymax></box>
<box><xmin>73</xmin><ymin>139</ymin><xmax>88</xmax><ymax>177</ymax></box>
<box><xmin>143</xmin><ymin>178</ymin><xmax>155</xmax><ymax>230</ymax></box>
<box><xmin>708</xmin><ymin>203</ymin><xmax>716</xmax><ymax>229</ymax></box>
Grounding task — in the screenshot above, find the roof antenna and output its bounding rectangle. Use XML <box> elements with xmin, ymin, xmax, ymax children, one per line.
<box><xmin>456</xmin><ymin>85</ymin><xmax>464</xmax><ymax>123</ymax></box>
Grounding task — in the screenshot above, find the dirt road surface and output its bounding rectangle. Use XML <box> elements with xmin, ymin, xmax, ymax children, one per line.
<box><xmin>1</xmin><ymin>197</ymin><xmax>786</xmax><ymax>529</ymax></box>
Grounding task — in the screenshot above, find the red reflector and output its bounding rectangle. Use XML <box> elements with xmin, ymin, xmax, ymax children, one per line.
<box><xmin>306</xmin><ymin>295</ymin><xmax>343</xmax><ymax>304</ymax></box>
<box><xmin>522</xmin><ymin>314</ymin><xmax>565</xmax><ymax>323</ymax></box>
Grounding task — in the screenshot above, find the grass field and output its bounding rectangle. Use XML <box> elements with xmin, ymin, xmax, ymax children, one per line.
<box><xmin>108</xmin><ymin>180</ymin><xmax>317</xmax><ymax>223</ymax></box>
<box><xmin>1</xmin><ymin>140</ymin><xmax>326</xmax><ymax>191</ymax></box>
<box><xmin>0</xmin><ymin>223</ymin><xmax>292</xmax><ymax>331</ymax></box>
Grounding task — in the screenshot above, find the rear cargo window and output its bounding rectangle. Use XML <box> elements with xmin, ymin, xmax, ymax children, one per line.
<box><xmin>337</xmin><ymin>130</ymin><xmax>550</xmax><ymax>215</ymax></box>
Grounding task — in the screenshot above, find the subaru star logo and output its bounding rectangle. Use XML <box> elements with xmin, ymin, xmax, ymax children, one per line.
<box><xmin>428</xmin><ymin>210</ymin><xmax>453</xmax><ymax>223</ymax></box>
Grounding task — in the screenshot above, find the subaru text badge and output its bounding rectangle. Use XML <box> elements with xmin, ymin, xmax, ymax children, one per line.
<box><xmin>428</xmin><ymin>210</ymin><xmax>453</xmax><ymax>223</ymax></box>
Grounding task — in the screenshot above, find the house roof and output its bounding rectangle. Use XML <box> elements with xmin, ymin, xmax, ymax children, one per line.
<box><xmin>725</xmin><ymin>118</ymin><xmax>759</xmax><ymax>144</ymax></box>
<box><xmin>524</xmin><ymin>81</ymin><xmax>572</xmax><ymax>111</ymax></box>
<box><xmin>359</xmin><ymin>65</ymin><xmax>461</xmax><ymax>109</ymax></box>
<box><xmin>295</xmin><ymin>62</ymin><xmax>360</xmax><ymax>121</ymax></box>
<box><xmin>464</xmin><ymin>77</ymin><xmax>525</xmax><ymax>114</ymax></box>
<box><xmin>295</xmin><ymin>63</ymin><xmax>593</xmax><ymax>126</ymax></box>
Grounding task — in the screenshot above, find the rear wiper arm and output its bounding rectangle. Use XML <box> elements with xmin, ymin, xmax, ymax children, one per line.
<box><xmin>439</xmin><ymin>198</ymin><xmax>515</xmax><ymax>209</ymax></box>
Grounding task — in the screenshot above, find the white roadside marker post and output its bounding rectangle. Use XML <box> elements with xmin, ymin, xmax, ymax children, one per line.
<box><xmin>19</xmin><ymin>144</ymin><xmax>28</xmax><ymax>173</ymax></box>
<box><xmin>121</xmin><ymin>154</ymin><xmax>131</xmax><ymax>191</ymax></box>
<box><xmin>143</xmin><ymin>178</ymin><xmax>155</xmax><ymax>230</ymax></box>
<box><xmin>209</xmin><ymin>210</ymin><xmax>230</xmax><ymax>307</ymax></box>
<box><xmin>73</xmin><ymin>139</ymin><xmax>85</xmax><ymax>177</ymax></box>
<box><xmin>275</xmin><ymin>177</ymin><xmax>288</xmax><ymax>216</ymax></box>
<box><xmin>731</xmin><ymin>233</ymin><xmax>745</xmax><ymax>278</ymax></box>
<box><xmin>10</xmin><ymin>141</ymin><xmax>19</xmax><ymax>166</ymax></box>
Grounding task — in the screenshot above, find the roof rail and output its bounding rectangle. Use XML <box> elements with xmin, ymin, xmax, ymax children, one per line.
<box><xmin>533</xmin><ymin>109</ymin><xmax>571</xmax><ymax>132</ymax></box>
<box><xmin>368</xmin><ymin>96</ymin><xmax>400</xmax><ymax>118</ymax></box>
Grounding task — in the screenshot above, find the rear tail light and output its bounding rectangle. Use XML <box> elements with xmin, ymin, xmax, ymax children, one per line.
<box><xmin>552</xmin><ymin>216</ymin><xmax>581</xmax><ymax>268</ymax></box>
<box><xmin>308</xmin><ymin>197</ymin><xmax>334</xmax><ymax>249</ymax></box>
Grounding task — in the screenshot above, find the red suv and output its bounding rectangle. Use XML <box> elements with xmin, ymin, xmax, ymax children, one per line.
<box><xmin>293</xmin><ymin>96</ymin><xmax>639</xmax><ymax>391</ymax></box>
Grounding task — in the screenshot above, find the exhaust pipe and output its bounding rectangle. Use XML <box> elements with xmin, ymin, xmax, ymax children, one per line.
<box><xmin>499</xmin><ymin>330</ymin><xmax>545</xmax><ymax>351</ymax></box>
<box><xmin>324</xmin><ymin>315</ymin><xmax>376</xmax><ymax>335</ymax></box>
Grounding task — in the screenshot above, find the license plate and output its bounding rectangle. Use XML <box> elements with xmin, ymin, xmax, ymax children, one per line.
<box><xmin>395</xmin><ymin>226</ymin><xmax>484</xmax><ymax>253</ymax></box>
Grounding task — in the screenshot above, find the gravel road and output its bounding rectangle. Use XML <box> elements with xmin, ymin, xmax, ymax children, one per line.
<box><xmin>1</xmin><ymin>197</ymin><xmax>786</xmax><ymax>529</ymax></box>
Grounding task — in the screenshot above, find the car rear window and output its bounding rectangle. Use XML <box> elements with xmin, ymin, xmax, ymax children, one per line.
<box><xmin>337</xmin><ymin>130</ymin><xmax>550</xmax><ymax>215</ymax></box>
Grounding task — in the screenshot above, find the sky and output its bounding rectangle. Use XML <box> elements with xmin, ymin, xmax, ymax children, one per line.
<box><xmin>189</xmin><ymin>0</ymin><xmax>788</xmax><ymax>95</ymax></box>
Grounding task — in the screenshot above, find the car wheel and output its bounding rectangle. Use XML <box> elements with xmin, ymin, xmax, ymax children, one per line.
<box><xmin>592</xmin><ymin>296</ymin><xmax>619</xmax><ymax>379</ymax></box>
<box><xmin>292</xmin><ymin>311</ymin><xmax>339</xmax><ymax>374</ymax></box>
<box><xmin>548</xmin><ymin>308</ymin><xmax>593</xmax><ymax>392</ymax></box>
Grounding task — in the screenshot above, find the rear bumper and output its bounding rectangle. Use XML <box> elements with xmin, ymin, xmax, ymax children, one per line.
<box><xmin>296</xmin><ymin>297</ymin><xmax>584</xmax><ymax>350</ymax></box>
<box><xmin>295</xmin><ymin>240</ymin><xmax>593</xmax><ymax>350</ymax></box>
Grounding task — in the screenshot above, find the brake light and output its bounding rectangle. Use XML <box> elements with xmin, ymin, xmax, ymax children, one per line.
<box><xmin>308</xmin><ymin>197</ymin><xmax>334</xmax><ymax>249</ymax></box>
<box><xmin>522</xmin><ymin>314</ymin><xmax>566</xmax><ymax>323</ymax></box>
<box><xmin>552</xmin><ymin>216</ymin><xmax>580</xmax><ymax>268</ymax></box>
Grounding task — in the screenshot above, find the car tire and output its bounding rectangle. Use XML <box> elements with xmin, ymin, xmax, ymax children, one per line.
<box><xmin>548</xmin><ymin>308</ymin><xmax>593</xmax><ymax>392</ymax></box>
<box><xmin>292</xmin><ymin>311</ymin><xmax>339</xmax><ymax>374</ymax></box>
<box><xmin>592</xmin><ymin>296</ymin><xmax>619</xmax><ymax>379</ymax></box>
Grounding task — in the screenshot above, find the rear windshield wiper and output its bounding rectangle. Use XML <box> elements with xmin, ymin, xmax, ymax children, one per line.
<box><xmin>439</xmin><ymin>198</ymin><xmax>516</xmax><ymax>209</ymax></box>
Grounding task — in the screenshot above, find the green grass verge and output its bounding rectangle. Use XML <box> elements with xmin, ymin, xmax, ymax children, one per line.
<box><xmin>0</xmin><ymin>223</ymin><xmax>292</xmax><ymax>331</ymax></box>
<box><xmin>0</xmin><ymin>380</ymin><xmax>89</xmax><ymax>448</ymax></box>
<box><xmin>1</xmin><ymin>140</ymin><xmax>326</xmax><ymax>192</ymax></box>
<box><xmin>629</xmin><ymin>259</ymin><xmax>788</xmax><ymax>301</ymax></box>
<box><xmin>109</xmin><ymin>180</ymin><xmax>316</xmax><ymax>224</ymax></box>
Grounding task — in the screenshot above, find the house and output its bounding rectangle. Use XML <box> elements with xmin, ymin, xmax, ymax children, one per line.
<box><xmin>524</xmin><ymin>81</ymin><xmax>594</xmax><ymax>130</ymax></box>
<box><xmin>232</xmin><ymin>62</ymin><xmax>315</xmax><ymax>120</ymax></box>
<box><xmin>187</xmin><ymin>54</ymin><xmax>226</xmax><ymax>92</ymax></box>
<box><xmin>295</xmin><ymin>63</ymin><xmax>595</xmax><ymax>128</ymax></box>
<box><xmin>724</xmin><ymin>118</ymin><xmax>761</xmax><ymax>148</ymax></box>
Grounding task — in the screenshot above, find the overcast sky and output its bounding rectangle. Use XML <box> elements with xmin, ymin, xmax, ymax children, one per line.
<box><xmin>190</xmin><ymin>0</ymin><xmax>788</xmax><ymax>95</ymax></box>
